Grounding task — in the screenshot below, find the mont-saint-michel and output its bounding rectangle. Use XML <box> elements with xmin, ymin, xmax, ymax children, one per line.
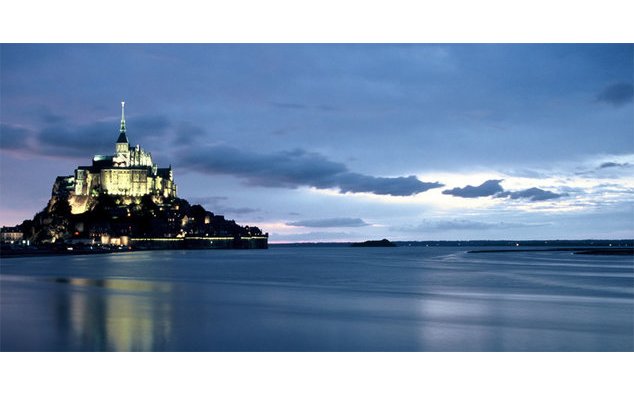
<box><xmin>3</xmin><ymin>102</ymin><xmax>268</xmax><ymax>254</ymax></box>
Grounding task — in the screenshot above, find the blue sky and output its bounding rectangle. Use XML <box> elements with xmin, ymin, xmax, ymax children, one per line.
<box><xmin>1</xmin><ymin>44</ymin><xmax>632</xmax><ymax>241</ymax></box>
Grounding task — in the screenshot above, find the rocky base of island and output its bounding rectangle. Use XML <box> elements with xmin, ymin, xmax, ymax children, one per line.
<box><xmin>3</xmin><ymin>193</ymin><xmax>267</xmax><ymax>253</ymax></box>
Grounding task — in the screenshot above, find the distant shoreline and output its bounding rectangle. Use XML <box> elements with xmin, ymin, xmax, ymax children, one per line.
<box><xmin>468</xmin><ymin>247</ymin><xmax>634</xmax><ymax>255</ymax></box>
<box><xmin>271</xmin><ymin>239</ymin><xmax>633</xmax><ymax>248</ymax></box>
<box><xmin>3</xmin><ymin>239</ymin><xmax>632</xmax><ymax>258</ymax></box>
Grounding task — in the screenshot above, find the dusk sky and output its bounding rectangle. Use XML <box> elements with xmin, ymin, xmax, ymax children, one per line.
<box><xmin>1</xmin><ymin>44</ymin><xmax>632</xmax><ymax>241</ymax></box>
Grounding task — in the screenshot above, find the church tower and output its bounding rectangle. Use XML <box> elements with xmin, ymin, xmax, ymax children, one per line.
<box><xmin>115</xmin><ymin>101</ymin><xmax>129</xmax><ymax>154</ymax></box>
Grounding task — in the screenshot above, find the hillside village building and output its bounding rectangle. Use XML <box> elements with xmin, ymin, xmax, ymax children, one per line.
<box><xmin>0</xmin><ymin>226</ymin><xmax>24</xmax><ymax>242</ymax></box>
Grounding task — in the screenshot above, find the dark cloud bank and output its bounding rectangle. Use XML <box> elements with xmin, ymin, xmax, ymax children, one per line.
<box><xmin>0</xmin><ymin>123</ymin><xmax>32</xmax><ymax>150</ymax></box>
<box><xmin>496</xmin><ymin>187</ymin><xmax>563</xmax><ymax>201</ymax></box>
<box><xmin>442</xmin><ymin>179</ymin><xmax>504</xmax><ymax>198</ymax></box>
<box><xmin>443</xmin><ymin>180</ymin><xmax>564</xmax><ymax>201</ymax></box>
<box><xmin>597</xmin><ymin>82</ymin><xmax>634</xmax><ymax>107</ymax></box>
<box><xmin>3</xmin><ymin>112</ymin><xmax>567</xmax><ymax>204</ymax></box>
<box><xmin>181</xmin><ymin>145</ymin><xmax>444</xmax><ymax>197</ymax></box>
<box><xmin>1</xmin><ymin>115</ymin><xmax>172</xmax><ymax>159</ymax></box>
<box><xmin>599</xmin><ymin>161</ymin><xmax>631</xmax><ymax>169</ymax></box>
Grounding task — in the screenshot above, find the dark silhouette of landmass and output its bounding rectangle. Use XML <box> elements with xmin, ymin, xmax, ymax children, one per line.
<box><xmin>1</xmin><ymin>193</ymin><xmax>267</xmax><ymax>256</ymax></box>
<box><xmin>350</xmin><ymin>239</ymin><xmax>396</xmax><ymax>247</ymax></box>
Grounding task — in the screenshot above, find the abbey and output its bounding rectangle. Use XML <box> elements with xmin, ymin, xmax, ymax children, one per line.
<box><xmin>56</xmin><ymin>102</ymin><xmax>177</xmax><ymax>213</ymax></box>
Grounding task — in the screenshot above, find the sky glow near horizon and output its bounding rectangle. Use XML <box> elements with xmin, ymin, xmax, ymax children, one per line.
<box><xmin>0</xmin><ymin>44</ymin><xmax>632</xmax><ymax>241</ymax></box>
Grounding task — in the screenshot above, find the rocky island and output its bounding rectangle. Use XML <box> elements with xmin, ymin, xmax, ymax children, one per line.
<box><xmin>351</xmin><ymin>239</ymin><xmax>396</xmax><ymax>247</ymax></box>
<box><xmin>1</xmin><ymin>102</ymin><xmax>267</xmax><ymax>254</ymax></box>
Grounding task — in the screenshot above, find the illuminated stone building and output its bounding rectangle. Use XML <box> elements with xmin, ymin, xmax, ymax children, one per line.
<box><xmin>54</xmin><ymin>102</ymin><xmax>177</xmax><ymax>213</ymax></box>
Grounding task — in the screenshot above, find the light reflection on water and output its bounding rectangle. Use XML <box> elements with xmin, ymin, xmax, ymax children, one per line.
<box><xmin>60</xmin><ymin>278</ymin><xmax>173</xmax><ymax>352</ymax></box>
<box><xmin>0</xmin><ymin>276</ymin><xmax>174</xmax><ymax>351</ymax></box>
<box><xmin>1</xmin><ymin>247</ymin><xmax>632</xmax><ymax>351</ymax></box>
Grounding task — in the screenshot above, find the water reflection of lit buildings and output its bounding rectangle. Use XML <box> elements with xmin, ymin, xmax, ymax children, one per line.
<box><xmin>62</xmin><ymin>278</ymin><xmax>173</xmax><ymax>351</ymax></box>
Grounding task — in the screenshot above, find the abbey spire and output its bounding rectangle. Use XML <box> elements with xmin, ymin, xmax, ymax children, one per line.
<box><xmin>120</xmin><ymin>101</ymin><xmax>126</xmax><ymax>133</ymax></box>
<box><xmin>116</xmin><ymin>101</ymin><xmax>129</xmax><ymax>152</ymax></box>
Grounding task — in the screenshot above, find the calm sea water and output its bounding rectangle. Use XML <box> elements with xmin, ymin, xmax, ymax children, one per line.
<box><xmin>1</xmin><ymin>246</ymin><xmax>632</xmax><ymax>351</ymax></box>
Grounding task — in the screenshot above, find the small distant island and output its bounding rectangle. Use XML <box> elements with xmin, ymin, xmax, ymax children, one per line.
<box><xmin>351</xmin><ymin>239</ymin><xmax>396</xmax><ymax>247</ymax></box>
